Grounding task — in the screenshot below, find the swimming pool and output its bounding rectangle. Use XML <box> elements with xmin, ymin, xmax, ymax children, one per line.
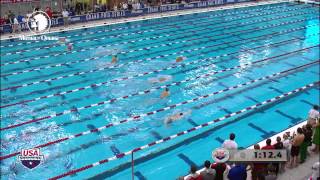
<box><xmin>0</xmin><ymin>1</ymin><xmax>319</xmax><ymax>179</ymax></box>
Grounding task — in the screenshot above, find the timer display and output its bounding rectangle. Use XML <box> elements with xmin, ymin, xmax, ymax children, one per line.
<box><xmin>227</xmin><ymin>149</ymin><xmax>287</xmax><ymax>162</ymax></box>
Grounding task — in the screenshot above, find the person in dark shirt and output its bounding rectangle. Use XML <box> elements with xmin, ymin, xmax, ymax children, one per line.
<box><xmin>200</xmin><ymin>160</ymin><xmax>216</xmax><ymax>180</ymax></box>
<box><xmin>273</xmin><ymin>136</ymin><xmax>283</xmax><ymax>175</ymax></box>
<box><xmin>228</xmin><ymin>163</ymin><xmax>247</xmax><ymax>180</ymax></box>
<box><xmin>251</xmin><ymin>144</ymin><xmax>266</xmax><ymax>180</ymax></box>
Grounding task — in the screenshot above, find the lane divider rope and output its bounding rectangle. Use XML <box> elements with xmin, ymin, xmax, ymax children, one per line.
<box><xmin>0</xmin><ymin>59</ymin><xmax>317</xmax><ymax>161</ymax></box>
<box><xmin>47</xmin><ymin>81</ymin><xmax>320</xmax><ymax>179</ymax></box>
<box><xmin>1</xmin><ymin>15</ymin><xmax>317</xmax><ymax>78</ymax></box>
<box><xmin>0</xmin><ymin>5</ymin><xmax>310</xmax><ymax>64</ymax></box>
<box><xmin>0</xmin><ymin>3</ymin><xmax>300</xmax><ymax>50</ymax></box>
<box><xmin>1</xmin><ymin>36</ymin><xmax>317</xmax><ymax>109</ymax></box>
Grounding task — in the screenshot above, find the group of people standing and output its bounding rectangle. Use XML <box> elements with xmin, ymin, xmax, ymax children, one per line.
<box><xmin>183</xmin><ymin>105</ymin><xmax>320</xmax><ymax>180</ymax></box>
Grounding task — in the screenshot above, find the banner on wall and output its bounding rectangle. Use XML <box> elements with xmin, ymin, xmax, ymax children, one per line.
<box><xmin>0</xmin><ymin>0</ymin><xmax>247</xmax><ymax>33</ymax></box>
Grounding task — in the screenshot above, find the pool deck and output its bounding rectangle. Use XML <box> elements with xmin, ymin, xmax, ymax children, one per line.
<box><xmin>0</xmin><ymin>0</ymin><xmax>287</xmax><ymax>41</ymax></box>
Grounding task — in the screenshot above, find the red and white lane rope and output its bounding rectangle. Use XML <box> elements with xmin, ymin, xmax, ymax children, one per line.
<box><xmin>2</xmin><ymin>24</ymin><xmax>316</xmax><ymax>92</ymax></box>
<box><xmin>0</xmin><ymin>12</ymin><xmax>314</xmax><ymax>74</ymax></box>
<box><xmin>0</xmin><ymin>4</ymin><xmax>303</xmax><ymax>57</ymax></box>
<box><xmin>1</xmin><ymin>44</ymin><xmax>317</xmax><ymax>110</ymax></box>
<box><xmin>48</xmin><ymin>81</ymin><xmax>320</xmax><ymax>180</ymax></box>
<box><xmin>1</xmin><ymin>60</ymin><xmax>317</xmax><ymax>161</ymax></box>
<box><xmin>0</xmin><ymin>3</ymin><xmax>295</xmax><ymax>49</ymax></box>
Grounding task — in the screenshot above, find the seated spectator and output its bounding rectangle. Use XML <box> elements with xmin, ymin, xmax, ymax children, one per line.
<box><xmin>251</xmin><ymin>144</ymin><xmax>266</xmax><ymax>180</ymax></box>
<box><xmin>211</xmin><ymin>162</ymin><xmax>229</xmax><ymax>180</ymax></box>
<box><xmin>227</xmin><ymin>163</ymin><xmax>247</xmax><ymax>180</ymax></box>
<box><xmin>222</xmin><ymin>133</ymin><xmax>238</xmax><ymax>150</ymax></box>
<box><xmin>262</xmin><ymin>139</ymin><xmax>274</xmax><ymax>150</ymax></box>
<box><xmin>186</xmin><ymin>165</ymin><xmax>202</xmax><ymax>180</ymax></box>
<box><xmin>200</xmin><ymin>160</ymin><xmax>216</xmax><ymax>180</ymax></box>
<box><xmin>289</xmin><ymin>128</ymin><xmax>305</xmax><ymax>168</ymax></box>
<box><xmin>45</xmin><ymin>7</ymin><xmax>53</xmax><ymax>19</ymax></box>
<box><xmin>0</xmin><ymin>17</ymin><xmax>6</xmax><ymax>25</ymax></box>
<box><xmin>308</xmin><ymin>105</ymin><xmax>319</xmax><ymax>127</ymax></box>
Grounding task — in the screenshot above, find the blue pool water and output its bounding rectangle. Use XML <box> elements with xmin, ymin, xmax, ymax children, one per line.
<box><xmin>0</xmin><ymin>2</ymin><xmax>319</xmax><ymax>179</ymax></box>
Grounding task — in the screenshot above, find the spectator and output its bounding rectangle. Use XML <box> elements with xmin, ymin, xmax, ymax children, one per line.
<box><xmin>69</xmin><ymin>7</ymin><xmax>76</xmax><ymax>16</ymax></box>
<box><xmin>128</xmin><ymin>2</ymin><xmax>133</xmax><ymax>10</ymax></box>
<box><xmin>75</xmin><ymin>2</ymin><xmax>82</xmax><ymax>15</ymax></box>
<box><xmin>12</xmin><ymin>15</ymin><xmax>19</xmax><ymax>33</ymax></box>
<box><xmin>309</xmin><ymin>162</ymin><xmax>319</xmax><ymax>180</ymax></box>
<box><xmin>312</xmin><ymin>119</ymin><xmax>320</xmax><ymax>153</ymax></box>
<box><xmin>17</xmin><ymin>13</ymin><xmax>24</xmax><ymax>23</ymax></box>
<box><xmin>262</xmin><ymin>139</ymin><xmax>274</xmax><ymax>150</ymax></box>
<box><xmin>62</xmin><ymin>9</ymin><xmax>69</xmax><ymax>27</ymax></box>
<box><xmin>264</xmin><ymin>164</ymin><xmax>277</xmax><ymax>180</ymax></box>
<box><xmin>282</xmin><ymin>133</ymin><xmax>291</xmax><ymax>164</ymax></box>
<box><xmin>3</xmin><ymin>12</ymin><xmax>9</xmax><ymax>24</ymax></box>
<box><xmin>222</xmin><ymin>133</ymin><xmax>238</xmax><ymax>150</ymax></box>
<box><xmin>300</xmin><ymin>124</ymin><xmax>313</xmax><ymax>163</ymax></box>
<box><xmin>251</xmin><ymin>144</ymin><xmax>266</xmax><ymax>180</ymax></box>
<box><xmin>289</xmin><ymin>128</ymin><xmax>305</xmax><ymax>168</ymax></box>
<box><xmin>8</xmin><ymin>10</ymin><xmax>15</xmax><ymax>24</ymax></box>
<box><xmin>211</xmin><ymin>162</ymin><xmax>229</xmax><ymax>180</ymax></box>
<box><xmin>227</xmin><ymin>163</ymin><xmax>247</xmax><ymax>180</ymax></box>
<box><xmin>101</xmin><ymin>4</ymin><xmax>107</xmax><ymax>12</ymax></box>
<box><xmin>94</xmin><ymin>3</ymin><xmax>101</xmax><ymax>12</ymax></box>
<box><xmin>122</xmin><ymin>1</ymin><xmax>129</xmax><ymax>10</ymax></box>
<box><xmin>273</xmin><ymin>136</ymin><xmax>283</xmax><ymax>174</ymax></box>
<box><xmin>308</xmin><ymin>105</ymin><xmax>319</xmax><ymax>127</ymax></box>
<box><xmin>45</xmin><ymin>7</ymin><xmax>53</xmax><ymax>19</ymax></box>
<box><xmin>200</xmin><ymin>160</ymin><xmax>215</xmax><ymax>180</ymax></box>
<box><xmin>186</xmin><ymin>165</ymin><xmax>202</xmax><ymax>180</ymax></box>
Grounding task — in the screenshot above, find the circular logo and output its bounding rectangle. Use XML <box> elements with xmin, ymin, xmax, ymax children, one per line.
<box><xmin>212</xmin><ymin>148</ymin><xmax>230</xmax><ymax>163</ymax></box>
<box><xmin>27</xmin><ymin>11</ymin><xmax>51</xmax><ymax>34</ymax></box>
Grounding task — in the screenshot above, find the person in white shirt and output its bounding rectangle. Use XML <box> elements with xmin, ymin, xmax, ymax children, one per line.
<box><xmin>222</xmin><ymin>133</ymin><xmax>238</xmax><ymax>150</ymax></box>
<box><xmin>308</xmin><ymin>105</ymin><xmax>319</xmax><ymax>127</ymax></box>
<box><xmin>122</xmin><ymin>2</ymin><xmax>128</xmax><ymax>10</ymax></box>
<box><xmin>12</xmin><ymin>16</ymin><xmax>19</xmax><ymax>33</ymax></box>
<box><xmin>62</xmin><ymin>9</ymin><xmax>69</xmax><ymax>26</ymax></box>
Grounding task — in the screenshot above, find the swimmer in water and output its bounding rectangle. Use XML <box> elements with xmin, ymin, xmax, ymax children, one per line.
<box><xmin>176</xmin><ymin>56</ymin><xmax>185</xmax><ymax>63</ymax></box>
<box><xmin>58</xmin><ymin>37</ymin><xmax>66</xmax><ymax>44</ymax></box>
<box><xmin>148</xmin><ymin>75</ymin><xmax>172</xmax><ymax>84</ymax></box>
<box><xmin>164</xmin><ymin>112</ymin><xmax>184</xmax><ymax>125</ymax></box>
<box><xmin>164</xmin><ymin>110</ymin><xmax>192</xmax><ymax>126</ymax></box>
<box><xmin>67</xmin><ymin>43</ymin><xmax>73</xmax><ymax>51</ymax></box>
<box><xmin>160</xmin><ymin>88</ymin><xmax>170</xmax><ymax>99</ymax></box>
<box><xmin>111</xmin><ymin>55</ymin><xmax>118</xmax><ymax>64</ymax></box>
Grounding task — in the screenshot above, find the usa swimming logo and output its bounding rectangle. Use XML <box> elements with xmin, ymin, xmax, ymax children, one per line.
<box><xmin>212</xmin><ymin>148</ymin><xmax>230</xmax><ymax>163</ymax></box>
<box><xmin>18</xmin><ymin>148</ymin><xmax>44</xmax><ymax>169</ymax></box>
